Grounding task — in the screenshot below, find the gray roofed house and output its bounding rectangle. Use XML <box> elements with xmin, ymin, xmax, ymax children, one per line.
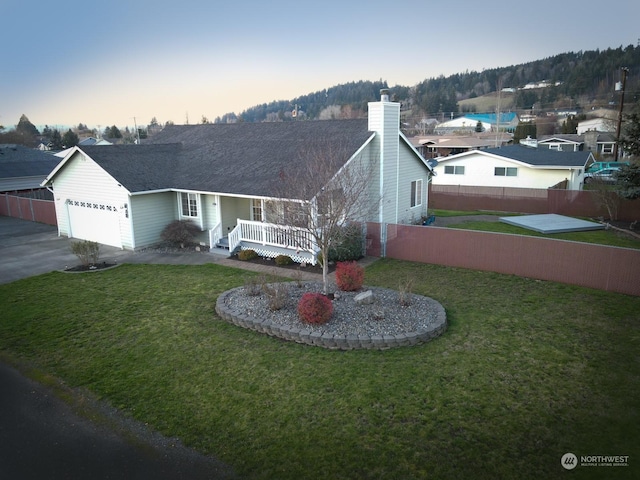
<box><xmin>42</xmin><ymin>93</ymin><xmax>433</xmax><ymax>261</ymax></box>
<box><xmin>531</xmin><ymin>132</ymin><xmax>617</xmax><ymax>157</ymax></box>
<box><xmin>431</xmin><ymin>144</ymin><xmax>594</xmax><ymax>190</ymax></box>
<box><xmin>145</xmin><ymin>119</ymin><xmax>373</xmax><ymax>198</ymax></box>
<box><xmin>0</xmin><ymin>144</ymin><xmax>60</xmax><ymax>194</ymax></box>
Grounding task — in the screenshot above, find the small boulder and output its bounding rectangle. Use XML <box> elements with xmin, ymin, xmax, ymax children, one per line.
<box><xmin>354</xmin><ymin>290</ymin><xmax>374</xmax><ymax>305</ymax></box>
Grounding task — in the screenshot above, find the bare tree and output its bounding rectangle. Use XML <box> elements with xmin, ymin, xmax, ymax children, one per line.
<box><xmin>587</xmin><ymin>177</ymin><xmax>621</xmax><ymax>221</ymax></box>
<box><xmin>265</xmin><ymin>138</ymin><xmax>378</xmax><ymax>294</ymax></box>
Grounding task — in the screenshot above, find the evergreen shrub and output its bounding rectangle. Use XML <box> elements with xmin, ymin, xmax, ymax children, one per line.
<box><xmin>275</xmin><ymin>255</ymin><xmax>294</xmax><ymax>266</ymax></box>
<box><xmin>238</xmin><ymin>249</ymin><xmax>258</xmax><ymax>261</ymax></box>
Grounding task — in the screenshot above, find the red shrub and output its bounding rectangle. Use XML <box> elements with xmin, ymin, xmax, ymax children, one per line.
<box><xmin>298</xmin><ymin>292</ymin><xmax>333</xmax><ymax>325</ymax></box>
<box><xmin>335</xmin><ymin>261</ymin><xmax>364</xmax><ymax>292</ymax></box>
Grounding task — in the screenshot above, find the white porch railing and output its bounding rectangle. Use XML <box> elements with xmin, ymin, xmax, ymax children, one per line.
<box><xmin>209</xmin><ymin>222</ymin><xmax>223</xmax><ymax>247</ymax></box>
<box><xmin>228</xmin><ymin>219</ymin><xmax>317</xmax><ymax>264</ymax></box>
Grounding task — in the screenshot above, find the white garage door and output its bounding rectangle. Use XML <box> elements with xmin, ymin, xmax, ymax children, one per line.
<box><xmin>67</xmin><ymin>199</ymin><xmax>122</xmax><ymax>248</ymax></box>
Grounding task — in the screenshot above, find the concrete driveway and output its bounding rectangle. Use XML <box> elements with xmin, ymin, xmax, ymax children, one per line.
<box><xmin>0</xmin><ymin>216</ymin><xmax>132</xmax><ymax>285</ymax></box>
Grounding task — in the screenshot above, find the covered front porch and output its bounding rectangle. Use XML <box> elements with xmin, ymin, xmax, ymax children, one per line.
<box><xmin>209</xmin><ymin>219</ymin><xmax>318</xmax><ymax>265</ymax></box>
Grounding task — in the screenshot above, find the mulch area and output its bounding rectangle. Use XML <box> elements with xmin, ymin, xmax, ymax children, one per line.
<box><xmin>229</xmin><ymin>254</ymin><xmax>336</xmax><ymax>275</ymax></box>
<box><xmin>64</xmin><ymin>262</ymin><xmax>118</xmax><ymax>272</ymax></box>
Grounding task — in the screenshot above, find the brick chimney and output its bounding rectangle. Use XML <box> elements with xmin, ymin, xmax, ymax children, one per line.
<box><xmin>583</xmin><ymin>131</ymin><xmax>598</xmax><ymax>152</ymax></box>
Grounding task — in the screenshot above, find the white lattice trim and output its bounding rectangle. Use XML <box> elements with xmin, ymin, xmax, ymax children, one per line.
<box><xmin>239</xmin><ymin>246</ymin><xmax>316</xmax><ymax>265</ymax></box>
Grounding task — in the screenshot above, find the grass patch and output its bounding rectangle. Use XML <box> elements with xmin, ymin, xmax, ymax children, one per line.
<box><xmin>447</xmin><ymin>220</ymin><xmax>640</xmax><ymax>249</ymax></box>
<box><xmin>0</xmin><ymin>261</ymin><xmax>638</xmax><ymax>479</ymax></box>
<box><xmin>428</xmin><ymin>209</ymin><xmax>514</xmax><ymax>217</ymax></box>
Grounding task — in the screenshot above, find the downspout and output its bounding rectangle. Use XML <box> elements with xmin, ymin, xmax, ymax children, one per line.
<box><xmin>46</xmin><ymin>186</ymin><xmax>62</xmax><ymax>238</ymax></box>
<box><xmin>395</xmin><ymin>133</ymin><xmax>400</xmax><ymax>224</ymax></box>
<box><xmin>378</xmin><ymin>132</ymin><xmax>384</xmax><ymax>225</ymax></box>
<box><xmin>126</xmin><ymin>194</ymin><xmax>134</xmax><ymax>250</ymax></box>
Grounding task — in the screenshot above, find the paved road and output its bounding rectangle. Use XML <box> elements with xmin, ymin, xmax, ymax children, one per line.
<box><xmin>0</xmin><ymin>363</ymin><xmax>236</xmax><ymax>480</ymax></box>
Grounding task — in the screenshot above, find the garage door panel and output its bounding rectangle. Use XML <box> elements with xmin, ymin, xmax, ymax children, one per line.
<box><xmin>67</xmin><ymin>199</ymin><xmax>122</xmax><ymax>248</ymax></box>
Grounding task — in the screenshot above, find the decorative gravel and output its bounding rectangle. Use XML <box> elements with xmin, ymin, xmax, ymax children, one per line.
<box><xmin>222</xmin><ymin>281</ymin><xmax>444</xmax><ymax>337</ymax></box>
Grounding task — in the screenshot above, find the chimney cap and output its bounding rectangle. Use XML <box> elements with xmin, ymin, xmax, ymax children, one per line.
<box><xmin>380</xmin><ymin>88</ymin><xmax>390</xmax><ymax>101</ymax></box>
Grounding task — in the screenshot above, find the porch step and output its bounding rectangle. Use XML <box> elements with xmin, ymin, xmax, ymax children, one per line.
<box><xmin>217</xmin><ymin>236</ymin><xmax>229</xmax><ymax>248</ymax></box>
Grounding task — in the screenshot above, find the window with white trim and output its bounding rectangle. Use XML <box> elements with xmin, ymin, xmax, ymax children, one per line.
<box><xmin>494</xmin><ymin>167</ymin><xmax>518</xmax><ymax>177</ymax></box>
<box><xmin>251</xmin><ymin>199</ymin><xmax>263</xmax><ymax>221</ymax></box>
<box><xmin>601</xmin><ymin>144</ymin><xmax>614</xmax><ymax>155</ymax></box>
<box><xmin>444</xmin><ymin>165</ymin><xmax>465</xmax><ymax>175</ymax></box>
<box><xmin>410</xmin><ymin>179</ymin><xmax>422</xmax><ymax>208</ymax></box>
<box><xmin>180</xmin><ymin>192</ymin><xmax>198</xmax><ymax>217</ymax></box>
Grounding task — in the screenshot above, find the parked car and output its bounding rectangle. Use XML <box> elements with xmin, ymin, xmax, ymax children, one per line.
<box><xmin>583</xmin><ymin>167</ymin><xmax>621</xmax><ymax>184</ymax></box>
<box><xmin>585</xmin><ymin>161</ymin><xmax>628</xmax><ymax>173</ymax></box>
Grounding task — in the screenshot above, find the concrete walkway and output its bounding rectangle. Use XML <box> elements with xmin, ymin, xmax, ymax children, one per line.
<box><xmin>1</xmin><ymin>216</ymin><xmax>367</xmax><ymax>284</ymax></box>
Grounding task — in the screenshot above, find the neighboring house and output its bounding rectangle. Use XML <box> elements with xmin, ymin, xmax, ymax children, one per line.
<box><xmin>410</xmin><ymin>133</ymin><xmax>512</xmax><ymax>159</ymax></box>
<box><xmin>537</xmin><ymin>135</ymin><xmax>583</xmax><ymax>152</ymax></box>
<box><xmin>435</xmin><ymin>113</ymin><xmax>519</xmax><ymax>134</ymax></box>
<box><xmin>37</xmin><ymin>141</ymin><xmax>52</xmax><ymax>151</ymax></box>
<box><xmin>54</xmin><ymin>138</ymin><xmax>113</xmax><ymax>159</ymax></box>
<box><xmin>78</xmin><ymin>137</ymin><xmax>113</xmax><ymax>146</ymax></box>
<box><xmin>42</xmin><ymin>92</ymin><xmax>433</xmax><ymax>262</ymax></box>
<box><xmin>430</xmin><ymin>145</ymin><xmax>593</xmax><ymax>190</ymax></box>
<box><xmin>583</xmin><ymin>132</ymin><xmax>617</xmax><ymax>157</ymax></box>
<box><xmin>536</xmin><ymin>132</ymin><xmax>617</xmax><ymax>157</ymax></box>
<box><xmin>0</xmin><ymin>144</ymin><xmax>59</xmax><ymax>196</ymax></box>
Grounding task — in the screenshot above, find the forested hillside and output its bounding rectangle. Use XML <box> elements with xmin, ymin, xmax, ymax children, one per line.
<box><xmin>216</xmin><ymin>44</ymin><xmax>640</xmax><ymax>126</ymax></box>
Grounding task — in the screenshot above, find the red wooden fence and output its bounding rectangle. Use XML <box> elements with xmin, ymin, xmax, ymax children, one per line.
<box><xmin>429</xmin><ymin>185</ymin><xmax>639</xmax><ymax>222</ymax></box>
<box><xmin>366</xmin><ymin>222</ymin><xmax>640</xmax><ymax>297</ymax></box>
<box><xmin>0</xmin><ymin>194</ymin><xmax>57</xmax><ymax>225</ymax></box>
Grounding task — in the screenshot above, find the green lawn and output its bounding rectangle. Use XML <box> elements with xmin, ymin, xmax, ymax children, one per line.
<box><xmin>0</xmin><ymin>261</ymin><xmax>638</xmax><ymax>479</ymax></box>
<box><xmin>446</xmin><ymin>219</ymin><xmax>640</xmax><ymax>249</ymax></box>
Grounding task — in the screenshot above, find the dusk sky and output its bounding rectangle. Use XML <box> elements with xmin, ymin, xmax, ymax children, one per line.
<box><xmin>2</xmin><ymin>0</ymin><xmax>639</xmax><ymax>131</ymax></box>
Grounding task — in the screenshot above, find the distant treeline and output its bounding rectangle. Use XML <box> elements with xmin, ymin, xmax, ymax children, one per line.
<box><xmin>216</xmin><ymin>44</ymin><xmax>640</xmax><ymax>123</ymax></box>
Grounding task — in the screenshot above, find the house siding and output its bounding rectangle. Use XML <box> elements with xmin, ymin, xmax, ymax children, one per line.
<box><xmin>220</xmin><ymin>196</ymin><xmax>250</xmax><ymax>235</ymax></box>
<box><xmin>396</xmin><ymin>142</ymin><xmax>429</xmax><ymax>224</ymax></box>
<box><xmin>50</xmin><ymin>150</ymin><xmax>131</xmax><ymax>246</ymax></box>
<box><xmin>201</xmin><ymin>194</ymin><xmax>219</xmax><ymax>229</ymax></box>
<box><xmin>130</xmin><ymin>192</ymin><xmax>176</xmax><ymax>248</ymax></box>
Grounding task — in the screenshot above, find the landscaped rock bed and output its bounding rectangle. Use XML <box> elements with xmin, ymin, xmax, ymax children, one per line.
<box><xmin>216</xmin><ymin>281</ymin><xmax>447</xmax><ymax>350</ymax></box>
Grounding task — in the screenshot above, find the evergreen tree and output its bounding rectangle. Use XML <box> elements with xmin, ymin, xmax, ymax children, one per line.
<box><xmin>62</xmin><ymin>129</ymin><xmax>79</xmax><ymax>148</ymax></box>
<box><xmin>620</xmin><ymin>109</ymin><xmax>640</xmax><ymax>158</ymax></box>
<box><xmin>16</xmin><ymin>114</ymin><xmax>39</xmax><ymax>136</ymax></box>
<box><xmin>513</xmin><ymin>122</ymin><xmax>537</xmax><ymax>143</ymax></box>
<box><xmin>104</xmin><ymin>125</ymin><xmax>122</xmax><ymax>138</ymax></box>
<box><xmin>50</xmin><ymin>129</ymin><xmax>63</xmax><ymax>150</ymax></box>
<box><xmin>616</xmin><ymin>163</ymin><xmax>640</xmax><ymax>199</ymax></box>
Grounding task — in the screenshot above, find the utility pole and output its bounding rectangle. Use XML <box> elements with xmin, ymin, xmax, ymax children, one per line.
<box><xmin>613</xmin><ymin>67</ymin><xmax>629</xmax><ymax>161</ymax></box>
<box><xmin>133</xmin><ymin>117</ymin><xmax>141</xmax><ymax>145</ymax></box>
<box><xmin>495</xmin><ymin>77</ymin><xmax>503</xmax><ymax>147</ymax></box>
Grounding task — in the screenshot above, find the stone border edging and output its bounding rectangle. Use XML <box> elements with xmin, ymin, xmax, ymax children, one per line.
<box><xmin>61</xmin><ymin>263</ymin><xmax>122</xmax><ymax>274</ymax></box>
<box><xmin>215</xmin><ymin>285</ymin><xmax>447</xmax><ymax>350</ymax></box>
